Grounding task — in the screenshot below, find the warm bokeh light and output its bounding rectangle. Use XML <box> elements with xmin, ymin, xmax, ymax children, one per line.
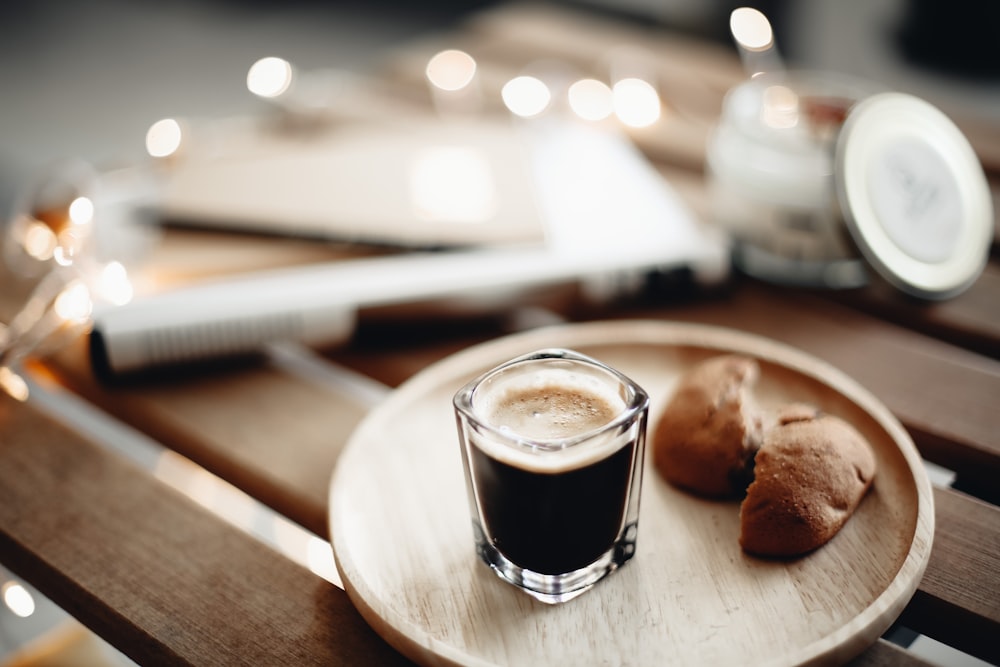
<box><xmin>425</xmin><ymin>49</ymin><xmax>477</xmax><ymax>92</ymax></box>
<box><xmin>501</xmin><ymin>75</ymin><xmax>551</xmax><ymax>118</ymax></box>
<box><xmin>53</xmin><ymin>227</ymin><xmax>88</xmax><ymax>266</ymax></box>
<box><xmin>409</xmin><ymin>148</ymin><xmax>496</xmax><ymax>223</ymax></box>
<box><xmin>96</xmin><ymin>261</ymin><xmax>134</xmax><ymax>306</ymax></box>
<box><xmin>0</xmin><ymin>367</ymin><xmax>30</xmax><ymax>402</ymax></box>
<box><xmin>22</xmin><ymin>220</ymin><xmax>57</xmax><ymax>261</ymax></box>
<box><xmin>568</xmin><ymin>78</ymin><xmax>614</xmax><ymax>121</ymax></box>
<box><xmin>247</xmin><ymin>56</ymin><xmax>293</xmax><ymax>98</ymax></box>
<box><xmin>730</xmin><ymin>7</ymin><xmax>774</xmax><ymax>52</ymax></box>
<box><xmin>68</xmin><ymin>196</ymin><xmax>94</xmax><ymax>226</ymax></box>
<box><xmin>613</xmin><ymin>77</ymin><xmax>661</xmax><ymax>128</ymax></box>
<box><xmin>146</xmin><ymin>118</ymin><xmax>183</xmax><ymax>158</ymax></box>
<box><xmin>2</xmin><ymin>581</ymin><xmax>35</xmax><ymax>618</ymax></box>
<box><xmin>53</xmin><ymin>281</ymin><xmax>93</xmax><ymax>323</ymax></box>
<box><xmin>761</xmin><ymin>85</ymin><xmax>799</xmax><ymax>129</ymax></box>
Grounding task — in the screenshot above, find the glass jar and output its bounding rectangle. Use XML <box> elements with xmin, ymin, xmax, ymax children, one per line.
<box><xmin>706</xmin><ymin>71</ymin><xmax>877</xmax><ymax>288</ymax></box>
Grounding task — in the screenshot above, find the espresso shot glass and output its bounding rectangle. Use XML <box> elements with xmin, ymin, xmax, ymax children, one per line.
<box><xmin>453</xmin><ymin>348</ymin><xmax>649</xmax><ymax>604</ymax></box>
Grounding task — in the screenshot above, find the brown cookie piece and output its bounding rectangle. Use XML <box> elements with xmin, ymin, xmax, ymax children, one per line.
<box><xmin>652</xmin><ymin>355</ymin><xmax>764</xmax><ymax>498</ymax></box>
<box><xmin>739</xmin><ymin>405</ymin><xmax>877</xmax><ymax>557</ymax></box>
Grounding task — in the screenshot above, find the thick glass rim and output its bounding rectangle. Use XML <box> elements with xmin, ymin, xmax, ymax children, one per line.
<box><xmin>452</xmin><ymin>347</ymin><xmax>649</xmax><ymax>452</ymax></box>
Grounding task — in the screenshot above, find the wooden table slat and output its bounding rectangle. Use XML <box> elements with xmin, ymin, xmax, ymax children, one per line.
<box><xmin>827</xmin><ymin>263</ymin><xmax>1000</xmax><ymax>361</ymax></box>
<box><xmin>846</xmin><ymin>639</ymin><xmax>936</xmax><ymax>667</ymax></box>
<box><xmin>40</xmin><ymin>282</ymin><xmax>1000</xmax><ymax>542</ymax></box>
<box><xmin>899</xmin><ymin>487</ymin><xmax>1000</xmax><ymax>665</ymax></box>
<box><xmin>3</xmin><ymin>385</ymin><xmax>997</xmax><ymax>666</ymax></box>
<box><xmin>40</xmin><ymin>340</ymin><xmax>373</xmax><ymax>538</ymax></box>
<box><xmin>0</xmin><ymin>393</ymin><xmax>413</xmax><ymax>667</ymax></box>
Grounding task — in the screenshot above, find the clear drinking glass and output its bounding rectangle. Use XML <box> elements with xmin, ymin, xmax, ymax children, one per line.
<box><xmin>454</xmin><ymin>348</ymin><xmax>648</xmax><ymax>604</ymax></box>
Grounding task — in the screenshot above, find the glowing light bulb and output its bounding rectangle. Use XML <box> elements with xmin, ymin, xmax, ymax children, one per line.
<box><xmin>568</xmin><ymin>78</ymin><xmax>614</xmax><ymax>121</ymax></box>
<box><xmin>53</xmin><ymin>281</ymin><xmax>93</xmax><ymax>323</ymax></box>
<box><xmin>68</xmin><ymin>196</ymin><xmax>94</xmax><ymax>226</ymax></box>
<box><xmin>97</xmin><ymin>261</ymin><xmax>134</xmax><ymax>306</ymax></box>
<box><xmin>613</xmin><ymin>78</ymin><xmax>661</xmax><ymax>128</ymax></box>
<box><xmin>0</xmin><ymin>367</ymin><xmax>29</xmax><ymax>402</ymax></box>
<box><xmin>22</xmin><ymin>221</ymin><xmax>57</xmax><ymax>261</ymax></box>
<box><xmin>146</xmin><ymin>118</ymin><xmax>183</xmax><ymax>158</ymax></box>
<box><xmin>426</xmin><ymin>49</ymin><xmax>477</xmax><ymax>92</ymax></box>
<box><xmin>501</xmin><ymin>76</ymin><xmax>551</xmax><ymax>118</ymax></box>
<box><xmin>247</xmin><ymin>56</ymin><xmax>293</xmax><ymax>98</ymax></box>
<box><xmin>730</xmin><ymin>7</ymin><xmax>774</xmax><ymax>52</ymax></box>
<box><xmin>2</xmin><ymin>582</ymin><xmax>35</xmax><ymax>618</ymax></box>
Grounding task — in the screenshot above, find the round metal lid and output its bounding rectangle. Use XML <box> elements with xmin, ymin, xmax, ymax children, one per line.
<box><xmin>834</xmin><ymin>92</ymin><xmax>993</xmax><ymax>299</ymax></box>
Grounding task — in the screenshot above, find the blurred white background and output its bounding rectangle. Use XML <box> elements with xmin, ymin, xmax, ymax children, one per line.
<box><xmin>1</xmin><ymin>0</ymin><xmax>997</xmax><ymax>217</ymax></box>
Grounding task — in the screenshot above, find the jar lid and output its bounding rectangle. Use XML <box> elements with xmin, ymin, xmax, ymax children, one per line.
<box><xmin>834</xmin><ymin>92</ymin><xmax>993</xmax><ymax>299</ymax></box>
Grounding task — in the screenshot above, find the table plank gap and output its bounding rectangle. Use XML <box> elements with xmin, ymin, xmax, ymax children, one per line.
<box><xmin>0</xmin><ymin>393</ymin><xmax>413</xmax><ymax>667</ymax></box>
<box><xmin>898</xmin><ymin>487</ymin><xmax>1000</xmax><ymax>665</ymax></box>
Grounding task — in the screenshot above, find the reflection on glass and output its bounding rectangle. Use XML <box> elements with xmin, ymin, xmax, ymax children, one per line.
<box><xmin>146</xmin><ymin>118</ymin><xmax>183</xmax><ymax>158</ymax></box>
<box><xmin>568</xmin><ymin>78</ymin><xmax>614</xmax><ymax>121</ymax></box>
<box><xmin>409</xmin><ymin>147</ymin><xmax>496</xmax><ymax>223</ymax></box>
<box><xmin>501</xmin><ymin>75</ymin><xmax>551</xmax><ymax>118</ymax></box>
<box><xmin>761</xmin><ymin>84</ymin><xmax>800</xmax><ymax>129</ymax></box>
<box><xmin>613</xmin><ymin>78</ymin><xmax>661</xmax><ymax>128</ymax></box>
<box><xmin>426</xmin><ymin>49</ymin><xmax>477</xmax><ymax>92</ymax></box>
<box><xmin>247</xmin><ymin>56</ymin><xmax>293</xmax><ymax>98</ymax></box>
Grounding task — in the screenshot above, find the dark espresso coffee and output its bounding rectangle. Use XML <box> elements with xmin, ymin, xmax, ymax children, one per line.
<box><xmin>469</xmin><ymin>383</ymin><xmax>638</xmax><ymax>574</ymax></box>
<box><xmin>455</xmin><ymin>348</ymin><xmax>648</xmax><ymax>603</ymax></box>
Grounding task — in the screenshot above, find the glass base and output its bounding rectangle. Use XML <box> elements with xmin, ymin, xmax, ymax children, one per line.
<box><xmin>475</xmin><ymin>522</ymin><xmax>638</xmax><ymax>604</ymax></box>
<box><xmin>733</xmin><ymin>241</ymin><xmax>869</xmax><ymax>289</ymax></box>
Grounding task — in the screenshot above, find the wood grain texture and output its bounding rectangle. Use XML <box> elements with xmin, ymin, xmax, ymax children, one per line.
<box><xmin>0</xmin><ymin>392</ymin><xmax>413</xmax><ymax>667</ymax></box>
<box><xmin>900</xmin><ymin>487</ymin><xmax>1000</xmax><ymax>665</ymax></box>
<box><xmin>330</xmin><ymin>321</ymin><xmax>934</xmax><ymax>667</ymax></box>
<box><xmin>845</xmin><ymin>640</ymin><xmax>936</xmax><ymax>667</ymax></box>
<box><xmin>35</xmin><ymin>278</ymin><xmax>999</xmax><ymax>560</ymax></box>
<box><xmin>42</xmin><ymin>338</ymin><xmax>371</xmax><ymax>538</ymax></box>
<box><xmin>827</xmin><ymin>263</ymin><xmax>1000</xmax><ymax>360</ymax></box>
<box><xmin>0</xmin><ymin>379</ymin><xmax>961</xmax><ymax>667</ymax></box>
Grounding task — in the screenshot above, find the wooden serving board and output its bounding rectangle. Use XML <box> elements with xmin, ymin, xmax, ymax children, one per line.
<box><xmin>328</xmin><ymin>321</ymin><xmax>934</xmax><ymax>666</ymax></box>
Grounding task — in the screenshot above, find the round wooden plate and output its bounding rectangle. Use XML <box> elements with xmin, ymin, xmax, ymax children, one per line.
<box><xmin>329</xmin><ymin>321</ymin><xmax>934</xmax><ymax>666</ymax></box>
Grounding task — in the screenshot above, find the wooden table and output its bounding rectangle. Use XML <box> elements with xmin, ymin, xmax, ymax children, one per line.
<box><xmin>2</xmin><ymin>4</ymin><xmax>998</xmax><ymax>665</ymax></box>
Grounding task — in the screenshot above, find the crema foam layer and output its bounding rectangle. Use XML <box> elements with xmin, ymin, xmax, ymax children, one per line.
<box><xmin>471</xmin><ymin>367</ymin><xmax>632</xmax><ymax>472</ymax></box>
